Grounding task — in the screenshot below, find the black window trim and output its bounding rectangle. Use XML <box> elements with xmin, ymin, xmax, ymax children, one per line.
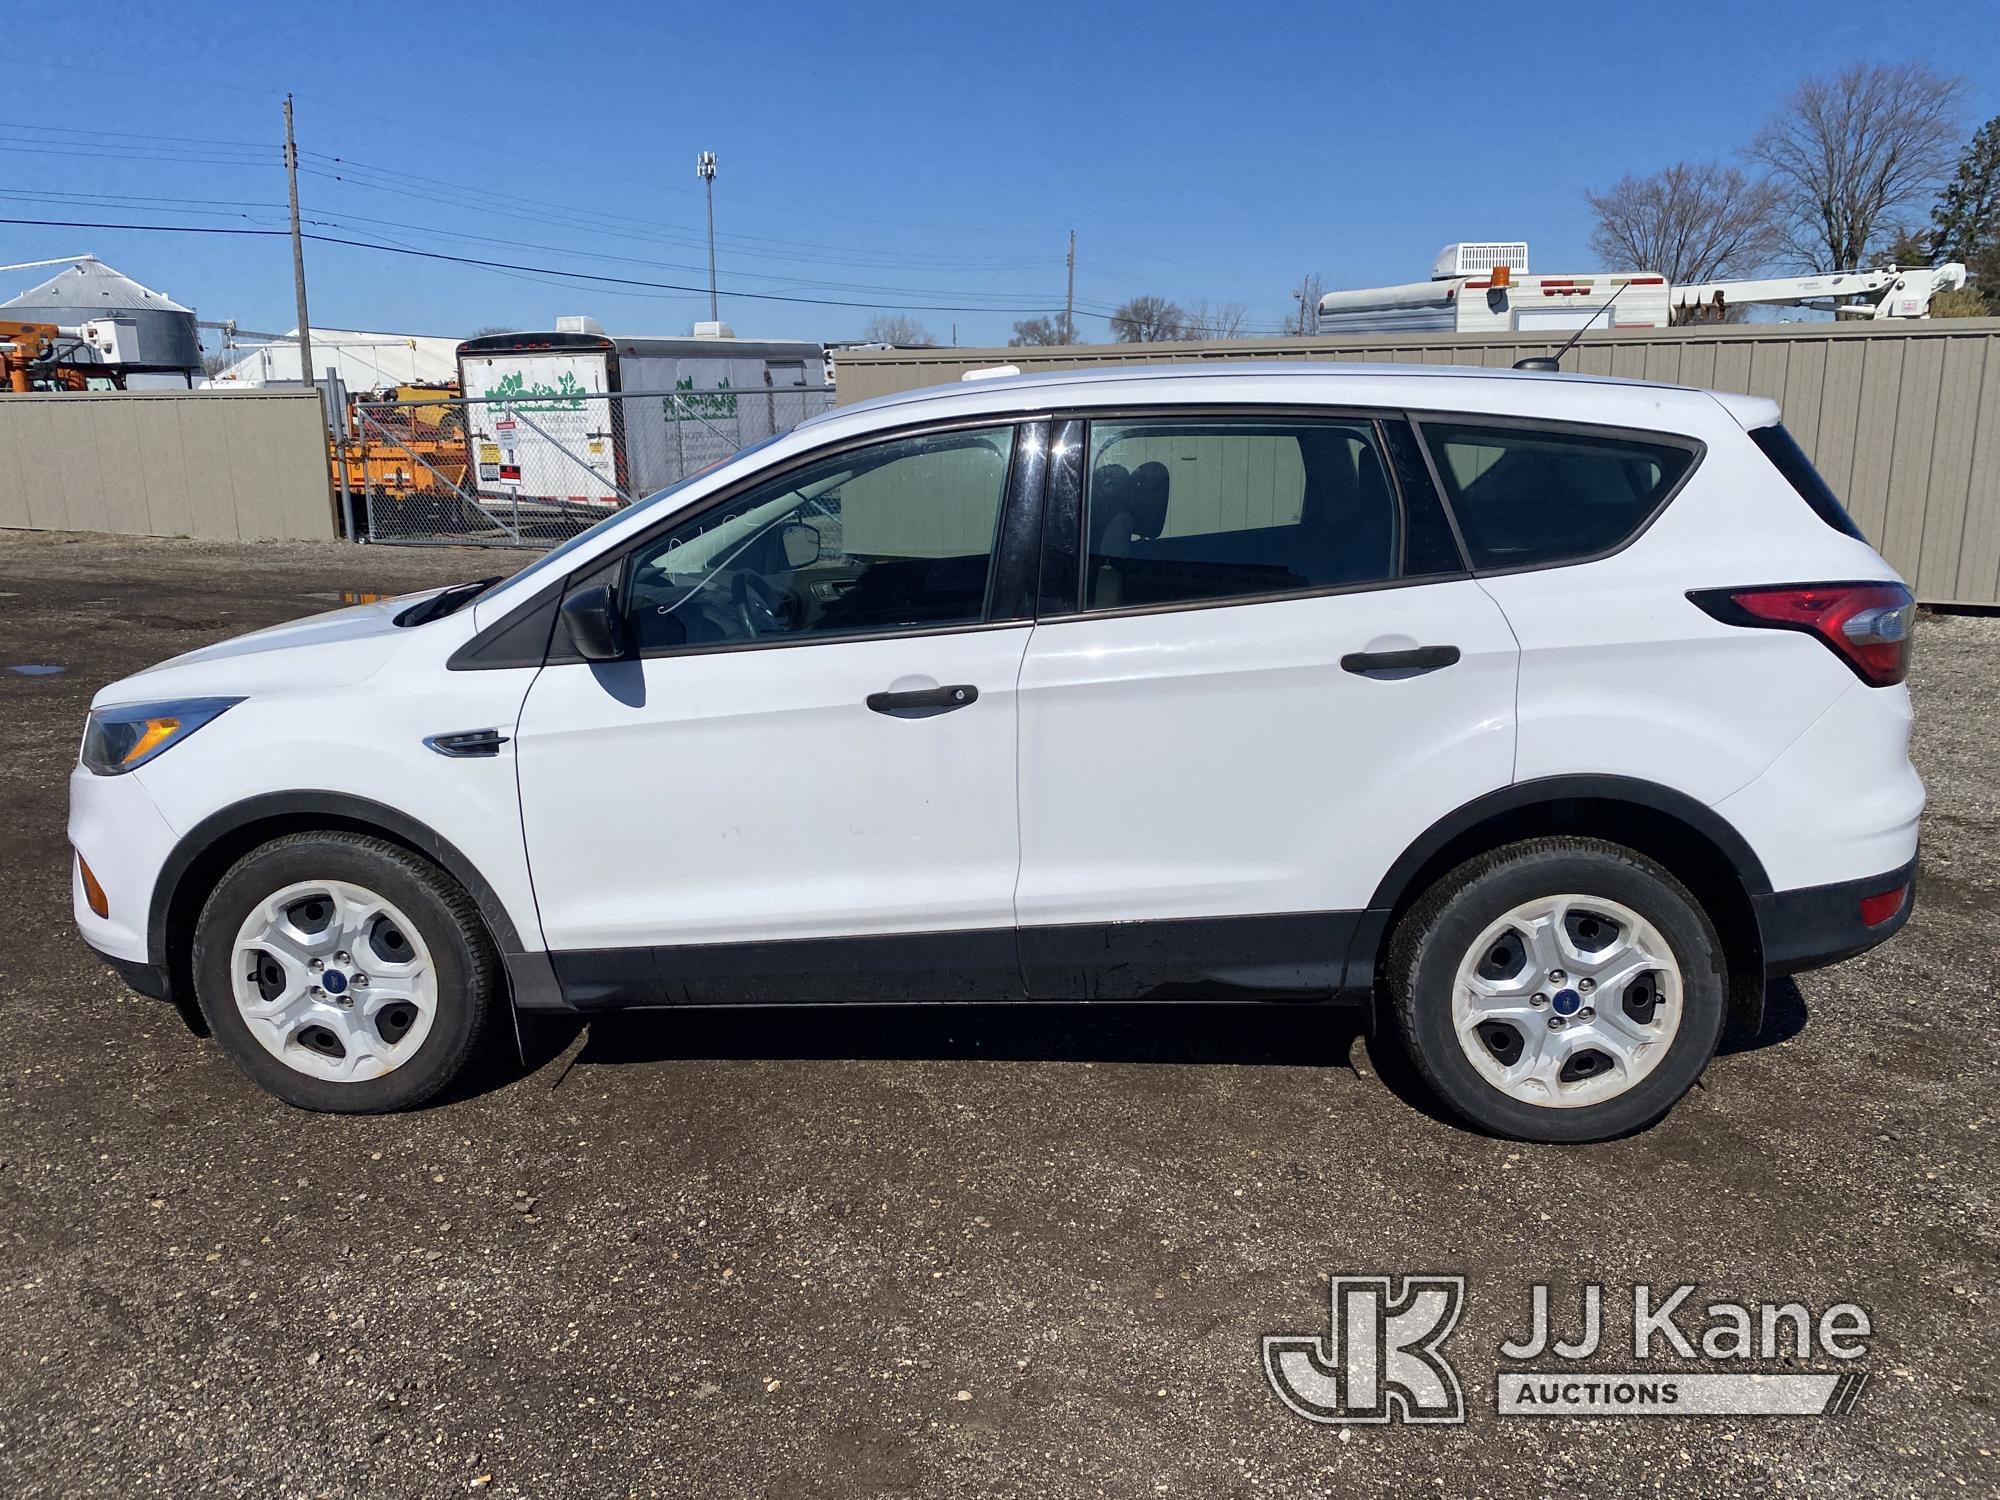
<box><xmin>1030</xmin><ymin>402</ymin><xmax>1471</xmax><ymax>626</ymax></box>
<box><xmin>1408</xmin><ymin>409</ymin><xmax>1708</xmax><ymax>580</ymax></box>
<box><xmin>1031</xmin><ymin>417</ymin><xmax>1084</xmax><ymax>618</ymax></box>
<box><xmin>1746</xmin><ymin>421</ymin><xmax>1865</xmax><ymax>541</ymax></box>
<box><xmin>505</xmin><ymin>410</ymin><xmax>1051</xmax><ymax>668</ymax></box>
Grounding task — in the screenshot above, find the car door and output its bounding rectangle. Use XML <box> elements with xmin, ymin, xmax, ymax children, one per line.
<box><xmin>514</xmin><ymin>419</ymin><xmax>1044</xmax><ymax>1005</ymax></box>
<box><xmin>1014</xmin><ymin>411</ymin><xmax>1519</xmax><ymax>998</ymax></box>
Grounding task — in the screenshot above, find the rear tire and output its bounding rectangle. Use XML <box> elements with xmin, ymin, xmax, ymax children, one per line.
<box><xmin>191</xmin><ymin>831</ymin><xmax>501</xmax><ymax>1113</ymax></box>
<box><xmin>1388</xmin><ymin>837</ymin><xmax>1726</xmax><ymax>1143</ymax></box>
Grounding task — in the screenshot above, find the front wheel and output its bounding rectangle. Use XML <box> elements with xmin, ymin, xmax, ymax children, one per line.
<box><xmin>191</xmin><ymin>832</ymin><xmax>501</xmax><ymax>1112</ymax></box>
<box><xmin>1389</xmin><ymin>837</ymin><xmax>1727</xmax><ymax>1142</ymax></box>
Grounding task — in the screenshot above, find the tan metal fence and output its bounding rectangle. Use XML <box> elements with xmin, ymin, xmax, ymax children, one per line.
<box><xmin>347</xmin><ymin>386</ymin><xmax>836</xmax><ymax>545</ymax></box>
<box><xmin>833</xmin><ymin>320</ymin><xmax>2000</xmax><ymax>606</ymax></box>
<box><xmin>0</xmin><ymin>389</ymin><xmax>336</xmax><ymax>541</ymax></box>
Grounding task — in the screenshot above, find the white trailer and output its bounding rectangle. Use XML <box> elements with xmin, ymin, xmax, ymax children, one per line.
<box><xmin>456</xmin><ymin>323</ymin><xmax>828</xmax><ymax>508</ymax></box>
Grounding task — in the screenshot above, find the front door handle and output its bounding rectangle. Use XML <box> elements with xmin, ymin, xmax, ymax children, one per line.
<box><xmin>867</xmin><ymin>684</ymin><xmax>979</xmax><ymax>718</ymax></box>
<box><xmin>1341</xmin><ymin>645</ymin><xmax>1461</xmax><ymax>677</ymax></box>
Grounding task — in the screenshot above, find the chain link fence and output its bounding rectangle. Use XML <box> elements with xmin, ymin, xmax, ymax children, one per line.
<box><xmin>338</xmin><ymin>386</ymin><xmax>836</xmax><ymax>545</ymax></box>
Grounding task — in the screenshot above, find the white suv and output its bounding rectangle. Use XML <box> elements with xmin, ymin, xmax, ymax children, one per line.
<box><xmin>69</xmin><ymin>364</ymin><xmax>1922</xmax><ymax>1141</ymax></box>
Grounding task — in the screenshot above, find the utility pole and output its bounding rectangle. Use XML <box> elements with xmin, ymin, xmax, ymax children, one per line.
<box><xmin>1291</xmin><ymin>272</ymin><xmax>1322</xmax><ymax>337</ymax></box>
<box><xmin>1064</xmin><ymin>229</ymin><xmax>1076</xmax><ymax>344</ymax></box>
<box><xmin>282</xmin><ymin>94</ymin><xmax>315</xmax><ymax>388</ymax></box>
<box><xmin>697</xmin><ymin>151</ymin><xmax>718</xmax><ymax>322</ymax></box>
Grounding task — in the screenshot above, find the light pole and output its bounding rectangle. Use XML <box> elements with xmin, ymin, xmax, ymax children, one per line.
<box><xmin>697</xmin><ymin>151</ymin><xmax>718</xmax><ymax>323</ymax></box>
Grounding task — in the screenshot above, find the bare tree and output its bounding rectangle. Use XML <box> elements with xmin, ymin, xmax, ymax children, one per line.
<box><xmin>861</xmin><ymin>314</ymin><xmax>935</xmax><ymax>347</ymax></box>
<box><xmin>1748</xmin><ymin>61</ymin><xmax>1967</xmax><ymax>271</ymax></box>
<box><xmin>1008</xmin><ymin>316</ymin><xmax>1066</xmax><ymax>347</ymax></box>
<box><xmin>1586</xmin><ymin>163</ymin><xmax>1784</xmax><ymax>312</ymax></box>
<box><xmin>1179</xmin><ymin>299</ymin><xmax>1249</xmax><ymax>341</ymax></box>
<box><xmin>1108</xmin><ymin>295</ymin><xmax>1185</xmax><ymax>343</ymax></box>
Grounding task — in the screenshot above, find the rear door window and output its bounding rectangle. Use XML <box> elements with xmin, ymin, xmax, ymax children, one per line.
<box><xmin>1420</xmin><ymin>421</ymin><xmax>1697</xmax><ymax>571</ymax></box>
<box><xmin>1081</xmin><ymin>418</ymin><xmax>1401</xmax><ymax>610</ymax></box>
<box><xmin>1749</xmin><ymin>423</ymin><xmax>1865</xmax><ymax>540</ymax></box>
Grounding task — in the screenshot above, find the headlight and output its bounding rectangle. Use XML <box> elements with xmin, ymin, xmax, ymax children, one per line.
<box><xmin>81</xmin><ymin>697</ymin><xmax>242</xmax><ymax>775</ymax></box>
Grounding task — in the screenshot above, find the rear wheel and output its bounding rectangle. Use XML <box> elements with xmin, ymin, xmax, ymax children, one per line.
<box><xmin>1389</xmin><ymin>837</ymin><xmax>1726</xmax><ymax>1142</ymax></box>
<box><xmin>191</xmin><ymin>832</ymin><xmax>500</xmax><ymax>1112</ymax></box>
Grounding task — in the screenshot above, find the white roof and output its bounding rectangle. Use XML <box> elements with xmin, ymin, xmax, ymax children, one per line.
<box><xmin>807</xmin><ymin>361</ymin><xmax>1779</xmax><ymax>434</ymax></box>
<box><xmin>2</xmin><ymin>258</ymin><xmax>191</xmax><ymax>313</ymax></box>
<box><xmin>202</xmin><ymin>329</ymin><xmax>461</xmax><ymax>391</ymax></box>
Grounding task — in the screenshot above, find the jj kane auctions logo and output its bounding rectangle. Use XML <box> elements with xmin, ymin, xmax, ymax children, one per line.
<box><xmin>1263</xmin><ymin>1276</ymin><xmax>1873</xmax><ymax>1423</ymax></box>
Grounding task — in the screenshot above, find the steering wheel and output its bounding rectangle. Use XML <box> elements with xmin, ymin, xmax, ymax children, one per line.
<box><xmin>733</xmin><ymin>570</ymin><xmax>797</xmax><ymax>638</ymax></box>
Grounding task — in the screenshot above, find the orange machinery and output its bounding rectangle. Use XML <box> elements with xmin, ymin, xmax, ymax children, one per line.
<box><xmin>330</xmin><ymin>384</ymin><xmax>470</xmax><ymax>495</ymax></box>
<box><xmin>0</xmin><ymin>320</ymin><xmax>105</xmax><ymax>392</ymax></box>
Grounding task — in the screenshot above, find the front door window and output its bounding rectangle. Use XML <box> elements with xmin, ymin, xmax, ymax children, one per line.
<box><xmin>622</xmin><ymin>425</ymin><xmax>1016</xmax><ymax>651</ymax></box>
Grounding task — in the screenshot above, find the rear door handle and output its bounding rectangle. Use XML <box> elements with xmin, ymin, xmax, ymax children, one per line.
<box><xmin>867</xmin><ymin>684</ymin><xmax>979</xmax><ymax>718</ymax></box>
<box><xmin>1340</xmin><ymin>645</ymin><xmax>1461</xmax><ymax>677</ymax></box>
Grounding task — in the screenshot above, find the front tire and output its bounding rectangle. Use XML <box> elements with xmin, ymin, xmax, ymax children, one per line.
<box><xmin>1389</xmin><ymin>837</ymin><xmax>1726</xmax><ymax>1142</ymax></box>
<box><xmin>191</xmin><ymin>832</ymin><xmax>501</xmax><ymax>1112</ymax></box>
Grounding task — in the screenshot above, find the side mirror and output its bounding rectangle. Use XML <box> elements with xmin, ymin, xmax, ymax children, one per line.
<box><xmin>560</xmin><ymin>583</ymin><xmax>628</xmax><ymax>662</ymax></box>
<box><xmin>780</xmin><ymin>520</ymin><xmax>821</xmax><ymax>570</ymax></box>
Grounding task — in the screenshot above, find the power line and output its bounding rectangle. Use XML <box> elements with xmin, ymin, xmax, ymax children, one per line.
<box><xmin>298</xmin><ymin>164</ymin><xmax>1056</xmax><ymax>278</ymax></box>
<box><xmin>0</xmin><ymin>120</ymin><xmax>273</xmax><ymax>150</ymax></box>
<box><xmin>0</xmin><ymin>216</ymin><xmax>1098</xmax><ymax>317</ymax></box>
<box><xmin>296</xmin><ymin>154</ymin><xmax>1057</xmax><ymax>271</ymax></box>
<box><xmin>0</xmin><ymin>140</ymin><xmax>278</xmax><ymax>167</ymax></box>
<box><xmin>0</xmin><ymin>188</ymin><xmax>1096</xmax><ymax>308</ymax></box>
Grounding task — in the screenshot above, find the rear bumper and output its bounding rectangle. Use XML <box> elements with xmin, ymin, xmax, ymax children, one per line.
<box><xmin>1755</xmin><ymin>857</ymin><xmax>1917</xmax><ymax>976</ymax></box>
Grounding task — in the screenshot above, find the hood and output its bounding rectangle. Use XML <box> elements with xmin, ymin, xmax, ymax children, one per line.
<box><xmin>92</xmin><ymin>589</ymin><xmax>444</xmax><ymax>707</ymax></box>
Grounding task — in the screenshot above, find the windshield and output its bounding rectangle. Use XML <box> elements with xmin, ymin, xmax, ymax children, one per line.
<box><xmin>476</xmin><ymin>430</ymin><xmax>792</xmax><ymax>601</ymax></box>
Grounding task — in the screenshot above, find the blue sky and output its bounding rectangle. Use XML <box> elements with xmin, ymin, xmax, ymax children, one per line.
<box><xmin>7</xmin><ymin>0</ymin><xmax>1997</xmax><ymax>349</ymax></box>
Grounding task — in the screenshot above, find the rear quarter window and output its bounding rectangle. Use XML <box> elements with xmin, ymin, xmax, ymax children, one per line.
<box><xmin>1420</xmin><ymin>421</ymin><xmax>1698</xmax><ymax>571</ymax></box>
<box><xmin>1748</xmin><ymin>423</ymin><xmax>1866</xmax><ymax>541</ymax></box>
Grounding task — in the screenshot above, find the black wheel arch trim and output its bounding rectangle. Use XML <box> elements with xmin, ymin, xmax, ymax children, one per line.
<box><xmin>1368</xmin><ymin>774</ymin><xmax>1774</xmax><ymax>914</ymax></box>
<box><xmin>147</xmin><ymin>790</ymin><xmax>528</xmax><ymax>968</ymax></box>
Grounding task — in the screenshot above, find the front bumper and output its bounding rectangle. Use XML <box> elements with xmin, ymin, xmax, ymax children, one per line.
<box><xmin>1755</xmin><ymin>857</ymin><xmax>1917</xmax><ymax>976</ymax></box>
<box><xmin>86</xmin><ymin>941</ymin><xmax>173</xmax><ymax>1000</ymax></box>
<box><xmin>68</xmin><ymin>763</ymin><xmax>182</xmax><ymax>965</ymax></box>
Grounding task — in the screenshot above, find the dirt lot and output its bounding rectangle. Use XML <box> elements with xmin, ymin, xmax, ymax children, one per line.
<box><xmin>0</xmin><ymin>531</ymin><xmax>1993</xmax><ymax>1498</ymax></box>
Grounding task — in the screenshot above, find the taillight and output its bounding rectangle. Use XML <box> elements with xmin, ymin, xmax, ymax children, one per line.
<box><xmin>1688</xmin><ymin>582</ymin><xmax>1915</xmax><ymax>686</ymax></box>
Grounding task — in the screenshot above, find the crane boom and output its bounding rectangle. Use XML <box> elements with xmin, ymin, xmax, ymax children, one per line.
<box><xmin>1672</xmin><ymin>263</ymin><xmax>1967</xmax><ymax>321</ymax></box>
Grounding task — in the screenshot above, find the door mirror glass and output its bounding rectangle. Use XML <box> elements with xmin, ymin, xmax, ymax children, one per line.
<box><xmin>560</xmin><ymin>583</ymin><xmax>628</xmax><ymax>661</ymax></box>
<box><xmin>779</xmin><ymin>520</ymin><xmax>822</xmax><ymax>570</ymax></box>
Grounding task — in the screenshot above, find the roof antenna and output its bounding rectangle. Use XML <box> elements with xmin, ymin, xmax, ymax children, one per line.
<box><xmin>1513</xmin><ymin>278</ymin><xmax>1632</xmax><ymax>372</ymax></box>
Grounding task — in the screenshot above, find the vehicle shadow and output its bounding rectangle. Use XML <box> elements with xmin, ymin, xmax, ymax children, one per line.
<box><xmin>560</xmin><ymin>1001</ymin><xmax>1366</xmax><ymax>1070</ymax></box>
<box><xmin>514</xmin><ymin>1001</ymin><xmax>1466</xmax><ymax>1129</ymax></box>
<box><xmin>508</xmin><ymin>980</ymin><xmax>1808</xmax><ymax>1124</ymax></box>
<box><xmin>1718</xmin><ymin>976</ymin><xmax>1809</xmax><ymax>1056</ymax></box>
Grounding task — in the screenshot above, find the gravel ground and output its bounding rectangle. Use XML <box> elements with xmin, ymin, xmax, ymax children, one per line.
<box><xmin>0</xmin><ymin>531</ymin><xmax>1993</xmax><ymax>1498</ymax></box>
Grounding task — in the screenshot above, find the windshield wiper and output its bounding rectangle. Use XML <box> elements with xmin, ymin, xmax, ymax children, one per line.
<box><xmin>397</xmin><ymin>576</ymin><xmax>501</xmax><ymax>627</ymax></box>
